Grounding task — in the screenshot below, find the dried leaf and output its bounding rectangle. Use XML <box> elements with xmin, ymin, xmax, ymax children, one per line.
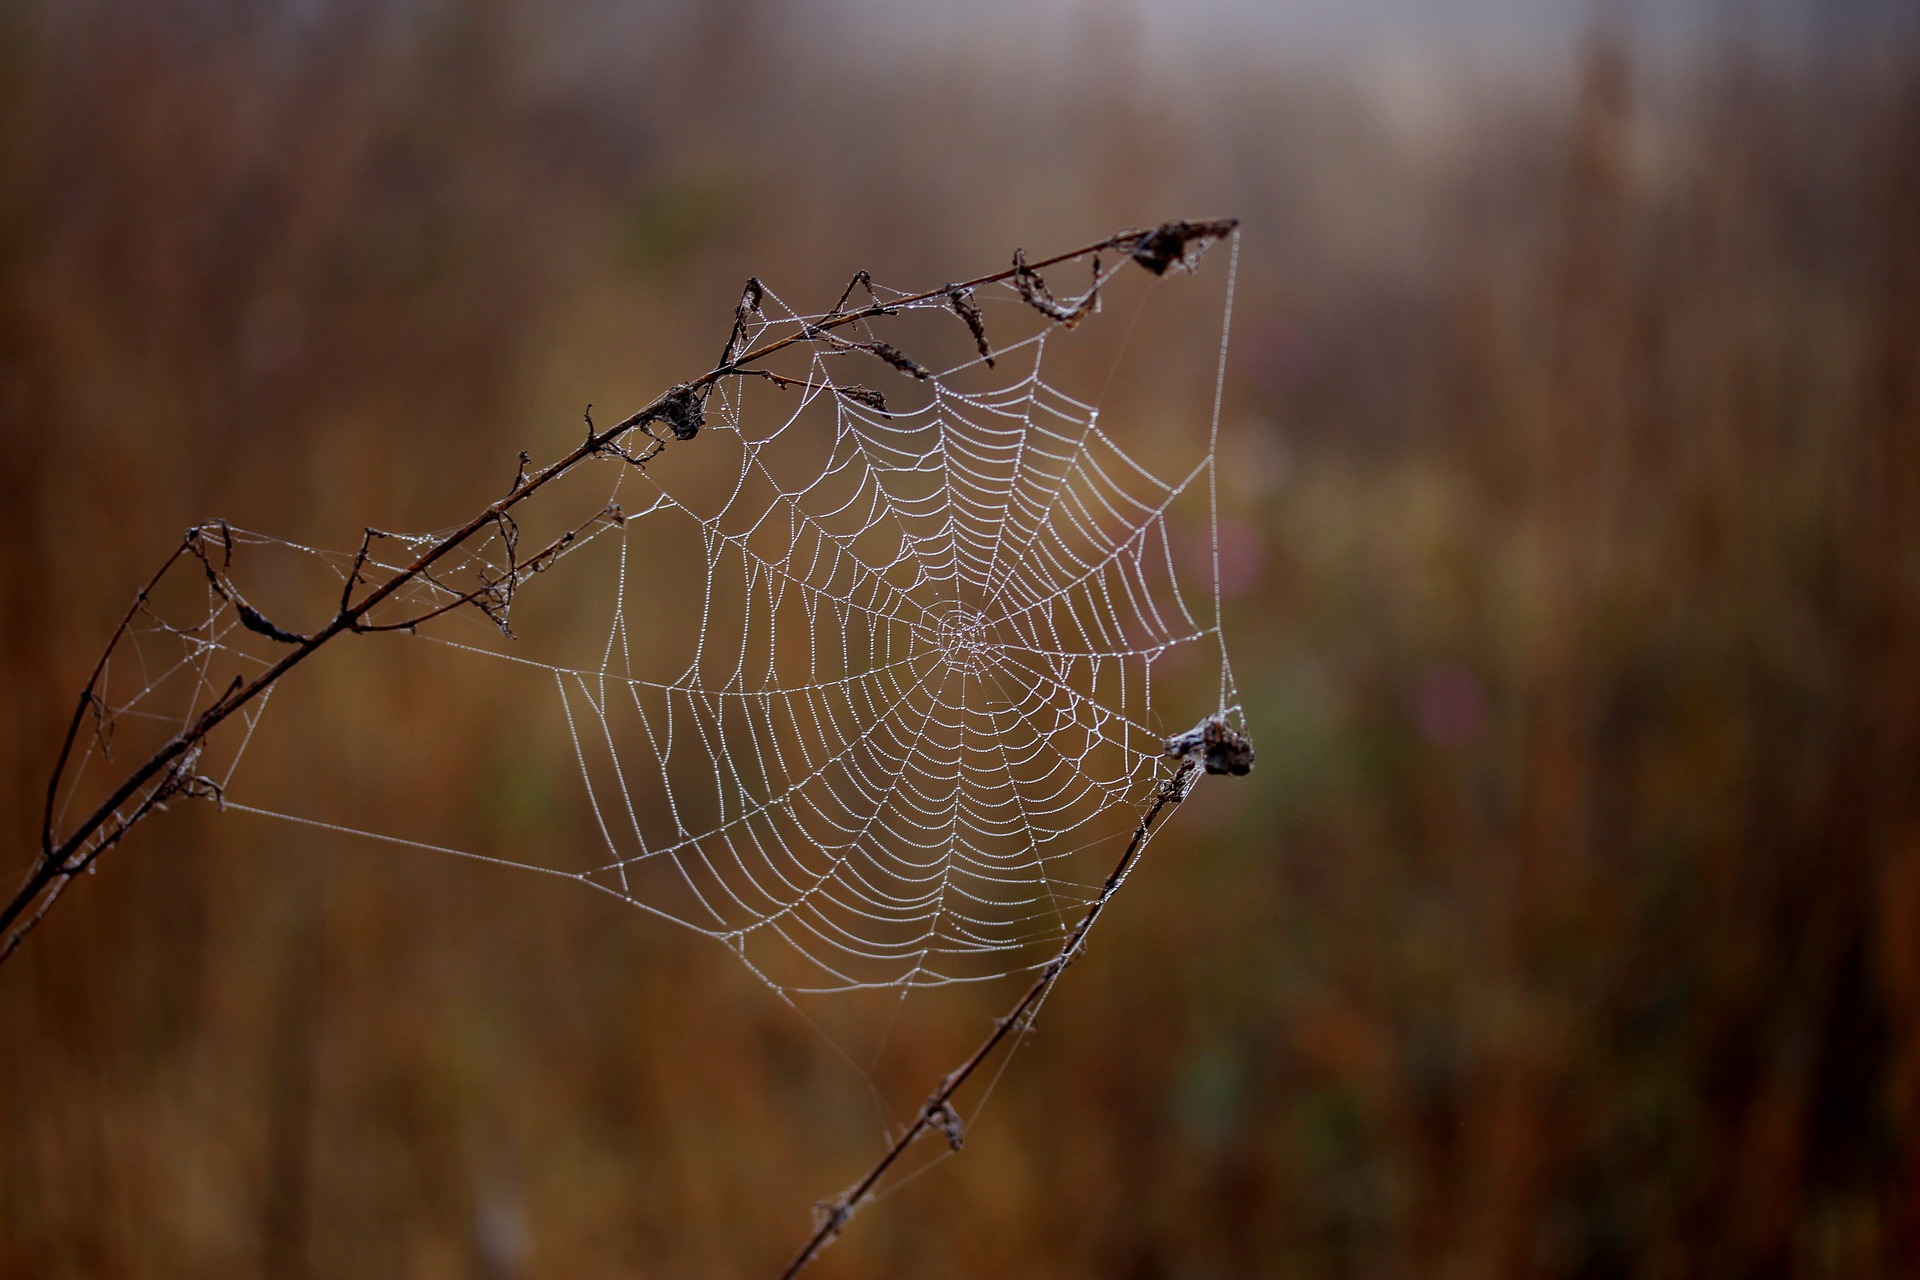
<box><xmin>946</xmin><ymin>285</ymin><xmax>995</xmax><ymax>367</ymax></box>
<box><xmin>835</xmin><ymin>383</ymin><xmax>890</xmax><ymax>412</ymax></box>
<box><xmin>1012</xmin><ymin>248</ymin><xmax>1092</xmax><ymax>327</ymax></box>
<box><xmin>659</xmin><ymin>383</ymin><xmax>704</xmax><ymax>440</ymax></box>
<box><xmin>235</xmin><ymin>600</ymin><xmax>307</xmax><ymax>646</ymax></box>
<box><xmin>1130</xmin><ymin>218</ymin><xmax>1238</xmax><ymax>276</ymax></box>
<box><xmin>866</xmin><ymin>342</ymin><xmax>929</xmax><ymax>380</ymax></box>
<box><xmin>1163</xmin><ymin>713</ymin><xmax>1256</xmax><ymax>776</ymax></box>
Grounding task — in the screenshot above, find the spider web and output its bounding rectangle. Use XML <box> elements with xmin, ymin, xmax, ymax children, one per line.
<box><xmin>55</xmin><ymin>229</ymin><xmax>1246</xmax><ymax>1006</ymax></box>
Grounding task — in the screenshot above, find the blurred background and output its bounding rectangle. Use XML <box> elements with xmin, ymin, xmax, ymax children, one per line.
<box><xmin>3</xmin><ymin>0</ymin><xmax>1919</xmax><ymax>1275</ymax></box>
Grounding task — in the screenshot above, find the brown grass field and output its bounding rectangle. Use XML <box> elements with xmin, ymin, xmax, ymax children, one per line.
<box><xmin>2</xmin><ymin>2</ymin><xmax>1917</xmax><ymax>1276</ymax></box>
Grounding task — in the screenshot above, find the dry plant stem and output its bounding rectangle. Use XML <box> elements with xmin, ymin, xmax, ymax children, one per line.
<box><xmin>1</xmin><ymin>222</ymin><xmax>1225</xmax><ymax>970</ymax></box>
<box><xmin>775</xmin><ymin>761</ymin><xmax>1202</xmax><ymax>1280</ymax></box>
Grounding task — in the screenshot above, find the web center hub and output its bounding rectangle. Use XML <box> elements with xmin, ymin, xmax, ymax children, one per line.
<box><xmin>933</xmin><ymin>609</ymin><xmax>991</xmax><ymax>675</ymax></box>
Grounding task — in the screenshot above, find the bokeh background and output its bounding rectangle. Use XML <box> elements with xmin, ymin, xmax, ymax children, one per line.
<box><xmin>4</xmin><ymin>0</ymin><xmax>1919</xmax><ymax>1276</ymax></box>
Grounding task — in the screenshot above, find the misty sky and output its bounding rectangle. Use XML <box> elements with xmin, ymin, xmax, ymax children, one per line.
<box><xmin>827</xmin><ymin>0</ymin><xmax>1907</xmax><ymax>61</ymax></box>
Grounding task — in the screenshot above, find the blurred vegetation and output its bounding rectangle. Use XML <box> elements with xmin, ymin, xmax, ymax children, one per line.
<box><xmin>2</xmin><ymin>1</ymin><xmax>1917</xmax><ymax>1277</ymax></box>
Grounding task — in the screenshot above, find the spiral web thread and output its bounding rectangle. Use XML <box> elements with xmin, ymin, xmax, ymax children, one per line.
<box><xmin>59</xmin><ymin>231</ymin><xmax>1245</xmax><ymax>1002</ymax></box>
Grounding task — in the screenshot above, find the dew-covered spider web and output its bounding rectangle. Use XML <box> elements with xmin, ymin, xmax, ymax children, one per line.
<box><xmin>53</xmin><ymin>226</ymin><xmax>1248</xmax><ymax>1014</ymax></box>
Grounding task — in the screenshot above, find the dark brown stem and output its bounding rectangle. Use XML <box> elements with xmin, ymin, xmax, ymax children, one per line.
<box><xmin>774</xmin><ymin>761</ymin><xmax>1201</xmax><ymax>1280</ymax></box>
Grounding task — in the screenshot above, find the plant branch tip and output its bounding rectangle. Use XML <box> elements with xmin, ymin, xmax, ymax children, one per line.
<box><xmin>1164</xmin><ymin>714</ymin><xmax>1255</xmax><ymax>776</ymax></box>
<box><xmin>1129</xmin><ymin>218</ymin><xmax>1240</xmax><ymax>276</ymax></box>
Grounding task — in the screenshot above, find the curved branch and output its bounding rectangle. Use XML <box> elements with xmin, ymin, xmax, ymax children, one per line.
<box><xmin>4</xmin><ymin>221</ymin><xmax>1222</xmax><ymax>969</ymax></box>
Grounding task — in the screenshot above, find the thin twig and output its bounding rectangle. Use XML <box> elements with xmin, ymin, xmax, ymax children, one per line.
<box><xmin>774</xmin><ymin>761</ymin><xmax>1201</xmax><ymax>1280</ymax></box>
